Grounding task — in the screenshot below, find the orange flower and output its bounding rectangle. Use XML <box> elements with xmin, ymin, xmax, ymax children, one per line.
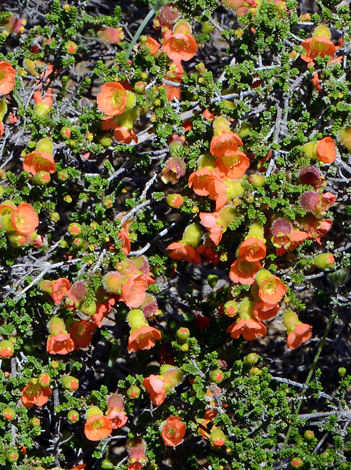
<box><xmin>227</xmin><ymin>318</ymin><xmax>267</xmax><ymax>341</ymax></box>
<box><xmin>210</xmin><ymin>132</ymin><xmax>243</xmax><ymax>157</ymax></box>
<box><xmin>301</xmin><ymin>36</ymin><xmax>336</xmax><ymax>63</ymax></box>
<box><xmin>253</xmin><ymin>301</ymin><xmax>280</xmax><ymax>321</ymax></box>
<box><xmin>229</xmin><ymin>257</ymin><xmax>261</xmax><ymax>285</ymax></box>
<box><xmin>33</xmin><ymin>88</ymin><xmax>53</xmax><ymax>108</ymax></box>
<box><xmin>128</xmin><ymin>324</ymin><xmax>162</xmax><ymax>352</ymax></box>
<box><xmin>99</xmin><ymin>27</ymin><xmax>124</xmax><ymax>44</ymax></box>
<box><xmin>121</xmin><ymin>274</ymin><xmax>149</xmax><ymax>308</ymax></box>
<box><xmin>258</xmin><ymin>276</ymin><xmax>287</xmax><ymax>305</ymax></box>
<box><xmin>238</xmin><ymin>237</ymin><xmax>266</xmax><ymax>262</ymax></box>
<box><xmin>23</xmin><ymin>151</ymin><xmax>56</xmax><ymax>175</ymax></box>
<box><xmin>215</xmin><ymin>151</ymin><xmax>250</xmax><ymax>179</ymax></box>
<box><xmin>287</xmin><ymin>323</ymin><xmax>313</xmax><ymax>349</ymax></box>
<box><xmin>97</xmin><ymin>82</ymin><xmax>127</xmax><ymax>116</ymax></box>
<box><xmin>107</xmin><ymin>393</ymin><xmax>128</xmax><ymax>429</ymax></box>
<box><xmin>51</xmin><ymin>278</ymin><xmax>71</xmax><ymax>304</ymax></box>
<box><xmin>188</xmin><ymin>167</ymin><xmax>219</xmax><ymax>197</ymax></box>
<box><xmin>11</xmin><ymin>203</ymin><xmax>39</xmax><ymax>235</ymax></box>
<box><xmin>84</xmin><ymin>414</ymin><xmax>113</xmax><ymax>441</ymax></box>
<box><xmin>70</xmin><ymin>320</ymin><xmax>96</xmax><ymax>348</ymax></box>
<box><xmin>299</xmin><ymin>215</ymin><xmax>332</xmax><ymax>245</ymax></box>
<box><xmin>163</xmin><ymin>32</ymin><xmax>198</xmax><ymax>62</ymax></box>
<box><xmin>21</xmin><ymin>382</ymin><xmax>52</xmax><ymax>408</ymax></box>
<box><xmin>47</xmin><ymin>332</ymin><xmax>75</xmax><ymax>355</ymax></box>
<box><xmin>143</xmin><ymin>374</ymin><xmax>166</xmax><ymax>406</ymax></box>
<box><xmin>161</xmin><ymin>416</ymin><xmax>186</xmax><ymax>446</ymax></box>
<box><xmin>0</xmin><ymin>122</ymin><xmax>3</xmax><ymax>138</ymax></box>
<box><xmin>166</xmin><ymin>242</ymin><xmax>202</xmax><ymax>264</ymax></box>
<box><xmin>145</xmin><ymin>37</ymin><xmax>161</xmax><ymax>56</ymax></box>
<box><xmin>0</xmin><ymin>61</ymin><xmax>16</xmax><ymax>95</ymax></box>
<box><xmin>114</xmin><ymin>126</ymin><xmax>138</xmax><ymax>144</ymax></box>
<box><xmin>200</xmin><ymin>206</ymin><xmax>238</xmax><ymax>246</ymax></box>
<box><xmin>197</xmin><ymin>244</ymin><xmax>220</xmax><ymax>265</ymax></box>
<box><xmin>275</xmin><ymin>230</ymin><xmax>309</xmax><ymax>256</ymax></box>
<box><xmin>316</xmin><ymin>137</ymin><xmax>336</xmax><ymax>164</ymax></box>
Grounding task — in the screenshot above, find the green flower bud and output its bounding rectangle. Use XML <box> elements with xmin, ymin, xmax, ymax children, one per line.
<box><xmin>207</xmin><ymin>274</ymin><xmax>219</xmax><ymax>288</ymax></box>
<box><xmin>244</xmin><ymin>353</ymin><xmax>260</xmax><ymax>365</ymax></box>
<box><xmin>176</xmin><ymin>327</ymin><xmax>190</xmax><ymax>342</ymax></box>
<box><xmin>33</xmin><ymin>171</ymin><xmax>51</xmax><ymax>185</ymax></box>
<box><xmin>2</xmin><ymin>407</ymin><xmax>16</xmax><ymax>420</ymax></box>
<box><xmin>127</xmin><ymin>385</ymin><xmax>141</xmax><ymax>399</ymax></box>
<box><xmin>223</xmin><ymin>300</ymin><xmax>239</xmax><ymax>317</ymax></box>
<box><xmin>101</xmin><ymin>460</ymin><xmax>114</xmax><ymax>469</ymax></box>
<box><xmin>65</xmin><ymin>40</ymin><xmax>78</xmax><ymax>54</ymax></box>
<box><xmin>102</xmin><ymin>197</ymin><xmax>114</xmax><ymax>208</ymax></box>
<box><xmin>182</xmin><ymin>223</ymin><xmax>202</xmax><ymax>248</ymax></box>
<box><xmin>61</xmin><ymin>376</ymin><xmax>79</xmax><ymax>391</ymax></box>
<box><xmin>57</xmin><ymin>170</ymin><xmax>69</xmax><ymax>182</ymax></box>
<box><xmin>36</xmin><ymin>137</ymin><xmax>53</xmax><ymax>154</ymax></box>
<box><xmin>98</xmin><ymin>134</ymin><xmax>113</xmax><ymax>147</ymax></box>
<box><xmin>50</xmin><ymin>212</ymin><xmax>60</xmax><ymax>223</ymax></box>
<box><xmin>6</xmin><ymin>449</ymin><xmax>19</xmax><ymax>462</ymax></box>
<box><xmin>67</xmin><ymin>222</ymin><xmax>81</xmax><ymax>237</ymax></box>
<box><xmin>38</xmin><ymin>372</ymin><xmax>51</xmax><ymax>387</ymax></box>
<box><xmin>30</xmin><ymin>416</ymin><xmax>41</xmax><ymax>428</ymax></box>
<box><xmin>61</xmin><ymin>127</ymin><xmax>71</xmax><ymax>140</ymax></box>
<box><xmin>303</xmin><ymin>430</ymin><xmax>315</xmax><ymax>441</ymax></box>
<box><xmin>338</xmin><ymin>367</ymin><xmax>347</xmax><ymax>377</ymax></box>
<box><xmin>210</xmin><ymin>369</ymin><xmax>224</xmax><ymax>384</ymax></box>
<box><xmin>86</xmin><ymin>406</ymin><xmax>103</xmax><ymax>419</ymax></box>
<box><xmin>291</xmin><ymin>457</ymin><xmax>304</xmax><ymax>468</ymax></box>
<box><xmin>0</xmin><ymin>339</ymin><xmax>15</xmax><ymax>358</ymax></box>
<box><xmin>67</xmin><ymin>409</ymin><xmax>80</xmax><ymax>423</ymax></box>
<box><xmin>314</xmin><ymin>253</ymin><xmax>335</xmax><ymax>269</ymax></box>
<box><xmin>80</xmin><ymin>300</ymin><xmax>96</xmax><ymax>316</ymax></box>
<box><xmin>210</xmin><ymin>428</ymin><xmax>226</xmax><ymax>447</ymax></box>
<box><xmin>249</xmin><ymin>367</ymin><xmax>262</xmax><ymax>376</ymax></box>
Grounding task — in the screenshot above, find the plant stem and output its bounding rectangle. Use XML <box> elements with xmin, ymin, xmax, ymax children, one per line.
<box><xmin>282</xmin><ymin>311</ymin><xmax>336</xmax><ymax>449</ymax></box>
<box><xmin>125</xmin><ymin>2</ymin><xmax>161</xmax><ymax>61</ymax></box>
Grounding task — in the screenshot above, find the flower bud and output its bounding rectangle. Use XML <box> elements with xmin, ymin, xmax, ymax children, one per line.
<box><xmin>256</xmin><ymin>269</ymin><xmax>273</xmax><ymax>286</ymax></box>
<box><xmin>210</xmin><ymin>369</ymin><xmax>224</xmax><ymax>384</ymax></box>
<box><xmin>210</xmin><ymin>428</ymin><xmax>226</xmax><ymax>447</ymax></box>
<box><xmin>247</xmin><ymin>222</ymin><xmax>264</xmax><ymax>240</ymax></box>
<box><xmin>38</xmin><ymin>372</ymin><xmax>51</xmax><ymax>387</ymax></box>
<box><xmin>303</xmin><ymin>430</ymin><xmax>315</xmax><ymax>441</ymax></box>
<box><xmin>64</xmin><ymin>195</ymin><xmax>72</xmax><ymax>203</ymax></box>
<box><xmin>36</xmin><ymin>137</ymin><xmax>53</xmax><ymax>154</ymax></box>
<box><xmin>176</xmin><ymin>327</ymin><xmax>190</xmax><ymax>343</ymax></box>
<box><xmin>80</xmin><ymin>300</ymin><xmax>97</xmax><ymax>316</ymax></box>
<box><xmin>163</xmin><ymin>367</ymin><xmax>184</xmax><ymax>391</ymax></box>
<box><xmin>127</xmin><ymin>385</ymin><xmax>141</xmax><ymax>399</ymax></box>
<box><xmin>249</xmin><ymin>367</ymin><xmax>262</xmax><ymax>376</ymax></box>
<box><xmin>314</xmin><ymin>253</ymin><xmax>335</xmax><ymax>269</ymax></box>
<box><xmin>338</xmin><ymin>367</ymin><xmax>347</xmax><ymax>377</ymax></box>
<box><xmin>98</xmin><ymin>134</ymin><xmax>113</xmax><ymax>147</ymax></box>
<box><xmin>2</xmin><ymin>407</ymin><xmax>16</xmax><ymax>420</ymax></box>
<box><xmin>64</xmin><ymin>40</ymin><xmax>78</xmax><ymax>54</ymax></box>
<box><xmin>0</xmin><ymin>339</ymin><xmax>14</xmax><ymax>358</ymax></box>
<box><xmin>30</xmin><ymin>416</ymin><xmax>41</xmax><ymax>428</ymax></box>
<box><xmin>60</xmin><ymin>127</ymin><xmax>71</xmax><ymax>140</ymax></box>
<box><xmin>6</xmin><ymin>449</ymin><xmax>19</xmax><ymax>462</ymax></box>
<box><xmin>61</xmin><ymin>376</ymin><xmax>79</xmax><ymax>391</ymax></box>
<box><xmin>291</xmin><ymin>457</ymin><xmax>304</xmax><ymax>468</ymax></box>
<box><xmin>50</xmin><ymin>212</ymin><xmax>60</xmax><ymax>223</ymax></box>
<box><xmin>223</xmin><ymin>300</ymin><xmax>238</xmax><ymax>317</ymax></box>
<box><xmin>213</xmin><ymin>117</ymin><xmax>230</xmax><ymax>136</ymax></box>
<box><xmin>33</xmin><ymin>171</ymin><xmax>51</xmax><ymax>185</ymax></box>
<box><xmin>127</xmin><ymin>309</ymin><xmax>148</xmax><ymax>331</ymax></box>
<box><xmin>102</xmin><ymin>197</ymin><xmax>113</xmax><ymax>209</ymax></box>
<box><xmin>67</xmin><ymin>222</ymin><xmax>81</xmax><ymax>237</ymax></box>
<box><xmin>34</xmin><ymin>103</ymin><xmax>51</xmax><ymax>116</ymax></box>
<box><xmin>207</xmin><ymin>274</ymin><xmax>218</xmax><ymax>288</ymax></box>
<box><xmin>57</xmin><ymin>170</ymin><xmax>69</xmax><ymax>182</ymax></box>
<box><xmin>250</xmin><ymin>174</ymin><xmax>265</xmax><ymax>187</ymax></box>
<box><xmin>166</xmin><ymin>193</ymin><xmax>183</xmax><ymax>208</ymax></box>
<box><xmin>283</xmin><ymin>310</ymin><xmax>299</xmax><ymax>332</ymax></box>
<box><xmin>244</xmin><ymin>353</ymin><xmax>260</xmax><ymax>365</ymax></box>
<box><xmin>67</xmin><ymin>409</ymin><xmax>80</xmax><ymax>423</ymax></box>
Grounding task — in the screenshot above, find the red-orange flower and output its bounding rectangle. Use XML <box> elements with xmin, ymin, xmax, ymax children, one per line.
<box><xmin>287</xmin><ymin>323</ymin><xmax>313</xmax><ymax>349</ymax></box>
<box><xmin>238</xmin><ymin>237</ymin><xmax>266</xmax><ymax>262</ymax></box>
<box><xmin>128</xmin><ymin>325</ymin><xmax>162</xmax><ymax>352</ymax></box>
<box><xmin>23</xmin><ymin>151</ymin><xmax>56</xmax><ymax>175</ymax></box>
<box><xmin>0</xmin><ymin>61</ymin><xmax>16</xmax><ymax>95</ymax></box>
<box><xmin>143</xmin><ymin>374</ymin><xmax>166</xmax><ymax>406</ymax></box>
<box><xmin>47</xmin><ymin>332</ymin><xmax>75</xmax><ymax>355</ymax></box>
<box><xmin>210</xmin><ymin>132</ymin><xmax>243</xmax><ymax>157</ymax></box>
<box><xmin>301</xmin><ymin>36</ymin><xmax>336</xmax><ymax>63</ymax></box>
<box><xmin>316</xmin><ymin>137</ymin><xmax>336</xmax><ymax>164</ymax></box>
<box><xmin>70</xmin><ymin>320</ymin><xmax>96</xmax><ymax>348</ymax></box>
<box><xmin>11</xmin><ymin>203</ymin><xmax>39</xmax><ymax>235</ymax></box>
<box><xmin>145</xmin><ymin>37</ymin><xmax>161</xmax><ymax>56</ymax></box>
<box><xmin>258</xmin><ymin>276</ymin><xmax>287</xmax><ymax>305</ymax></box>
<box><xmin>161</xmin><ymin>416</ymin><xmax>186</xmax><ymax>446</ymax></box>
<box><xmin>188</xmin><ymin>167</ymin><xmax>219</xmax><ymax>197</ymax></box>
<box><xmin>97</xmin><ymin>82</ymin><xmax>127</xmax><ymax>116</ymax></box>
<box><xmin>163</xmin><ymin>33</ymin><xmax>198</xmax><ymax>62</ymax></box>
<box><xmin>21</xmin><ymin>383</ymin><xmax>52</xmax><ymax>408</ymax></box>
<box><xmin>215</xmin><ymin>151</ymin><xmax>250</xmax><ymax>179</ymax></box>
<box><xmin>107</xmin><ymin>393</ymin><xmax>128</xmax><ymax>429</ymax></box>
<box><xmin>253</xmin><ymin>301</ymin><xmax>280</xmax><ymax>321</ymax></box>
<box><xmin>51</xmin><ymin>278</ymin><xmax>71</xmax><ymax>304</ymax></box>
<box><xmin>229</xmin><ymin>257</ymin><xmax>261</xmax><ymax>285</ymax></box>
<box><xmin>84</xmin><ymin>414</ymin><xmax>113</xmax><ymax>441</ymax></box>
<box><xmin>227</xmin><ymin>318</ymin><xmax>267</xmax><ymax>341</ymax></box>
<box><xmin>121</xmin><ymin>274</ymin><xmax>149</xmax><ymax>308</ymax></box>
<box><xmin>166</xmin><ymin>242</ymin><xmax>201</xmax><ymax>264</ymax></box>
